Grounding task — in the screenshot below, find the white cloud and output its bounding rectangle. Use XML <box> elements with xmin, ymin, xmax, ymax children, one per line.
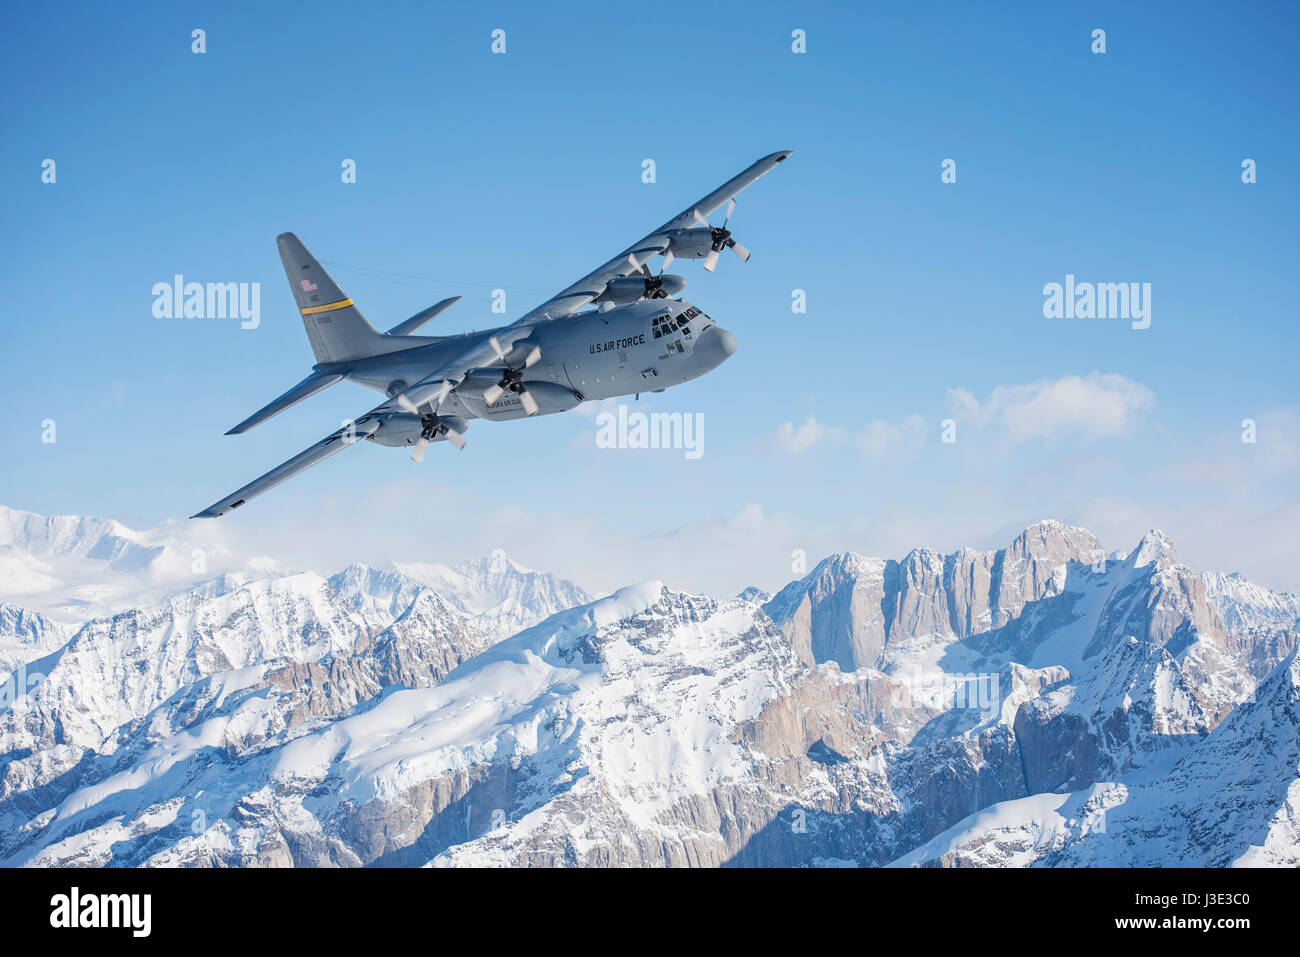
<box><xmin>773</xmin><ymin>414</ymin><xmax>928</xmax><ymax>460</ymax></box>
<box><xmin>855</xmin><ymin>414</ymin><xmax>927</xmax><ymax>459</ymax></box>
<box><xmin>774</xmin><ymin>414</ymin><xmax>841</xmax><ymax>452</ymax></box>
<box><xmin>159</xmin><ymin>395</ymin><xmax>1300</xmax><ymax>604</ymax></box>
<box><xmin>227</xmin><ymin>486</ymin><xmax>855</xmax><ymax>599</ymax></box>
<box><xmin>570</xmin><ymin>397</ymin><xmax>623</xmax><ymax>421</ymax></box>
<box><xmin>948</xmin><ymin>372</ymin><xmax>1153</xmax><ymax>442</ymax></box>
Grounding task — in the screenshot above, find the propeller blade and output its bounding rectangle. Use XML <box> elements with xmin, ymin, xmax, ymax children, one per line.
<box><xmin>443</xmin><ymin>427</ymin><xmax>467</xmax><ymax>450</ymax></box>
<box><xmin>519</xmin><ymin>388</ymin><xmax>540</xmax><ymax>416</ymax></box>
<box><xmin>703</xmin><ymin>248</ymin><xmax>720</xmax><ymax>272</ymax></box>
<box><xmin>730</xmin><ymin>240</ymin><xmax>751</xmax><ymax>262</ymax></box>
<box><xmin>724</xmin><ymin>198</ymin><xmax>736</xmax><ymax>224</ymax></box>
<box><xmin>437</xmin><ymin>379</ymin><xmax>454</xmax><ymax>406</ymax></box>
<box><xmin>661</xmin><ymin>250</ymin><xmax>675</xmax><ymax>273</ymax></box>
<box><xmin>522</xmin><ymin>345</ymin><xmax>542</xmax><ymax>368</ymax></box>
<box><xmin>489</xmin><ymin>336</ymin><xmax>507</xmax><ymax>363</ymax></box>
<box><xmin>482</xmin><ymin>383</ymin><xmax>505</xmax><ymax>405</ymax></box>
<box><xmin>396</xmin><ymin>393</ymin><xmax>419</xmax><ymax>414</ymax></box>
<box><xmin>692</xmin><ymin>209</ymin><xmax>710</xmax><ymax>227</ymax></box>
<box><xmin>411</xmin><ymin>436</ymin><xmax>429</xmax><ymax>463</ymax></box>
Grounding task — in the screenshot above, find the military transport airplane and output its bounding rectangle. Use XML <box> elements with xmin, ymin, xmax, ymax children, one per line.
<box><xmin>193</xmin><ymin>150</ymin><xmax>793</xmax><ymax>518</ymax></box>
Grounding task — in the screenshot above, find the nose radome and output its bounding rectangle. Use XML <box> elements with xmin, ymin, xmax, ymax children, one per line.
<box><xmin>696</xmin><ymin>325</ymin><xmax>738</xmax><ymax>365</ymax></box>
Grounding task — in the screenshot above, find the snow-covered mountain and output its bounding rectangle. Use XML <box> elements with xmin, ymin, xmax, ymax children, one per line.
<box><xmin>1203</xmin><ymin>570</ymin><xmax>1300</xmax><ymax>630</ymax></box>
<box><xmin>763</xmin><ymin>520</ymin><xmax>1105</xmax><ymax>672</ymax></box>
<box><xmin>390</xmin><ymin>553</ymin><xmax>593</xmax><ymax>639</ymax></box>
<box><xmin>0</xmin><ymin>504</ymin><xmax>283</xmax><ymax>624</ymax></box>
<box><xmin>0</xmin><ymin>503</ymin><xmax>589</xmax><ymax>660</ymax></box>
<box><xmin>892</xmin><ymin>649</ymin><xmax>1300</xmax><ymax>867</ymax></box>
<box><xmin>0</xmin><ymin>602</ymin><xmax>65</xmax><ymax>675</ymax></box>
<box><xmin>0</xmin><ymin>507</ymin><xmax>1296</xmax><ymax>867</ymax></box>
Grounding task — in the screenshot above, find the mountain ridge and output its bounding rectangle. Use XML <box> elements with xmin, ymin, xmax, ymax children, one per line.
<box><xmin>0</xmin><ymin>505</ymin><xmax>1296</xmax><ymax>867</ymax></box>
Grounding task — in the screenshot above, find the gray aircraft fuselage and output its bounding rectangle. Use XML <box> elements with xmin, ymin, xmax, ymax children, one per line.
<box><xmin>323</xmin><ymin>298</ymin><xmax>736</xmax><ymax>447</ymax></box>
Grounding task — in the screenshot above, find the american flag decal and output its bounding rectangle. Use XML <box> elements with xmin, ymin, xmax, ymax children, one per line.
<box><xmin>299</xmin><ymin>278</ymin><xmax>318</xmax><ymax>292</ymax></box>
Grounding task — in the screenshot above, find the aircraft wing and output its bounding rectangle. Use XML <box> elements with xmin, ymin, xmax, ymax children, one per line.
<box><xmin>371</xmin><ymin>315</ymin><xmax>543</xmax><ymax>413</ymax></box>
<box><xmin>192</xmin><ymin>419</ymin><xmax>381</xmax><ymax>518</ymax></box>
<box><xmin>194</xmin><ymin>324</ymin><xmax>540</xmax><ymax>518</ymax></box>
<box><xmin>515</xmin><ymin>149</ymin><xmax>793</xmax><ymax>323</ymax></box>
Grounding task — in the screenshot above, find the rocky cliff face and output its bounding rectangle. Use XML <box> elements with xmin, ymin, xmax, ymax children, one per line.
<box><xmin>893</xmin><ymin>650</ymin><xmax>1300</xmax><ymax>867</ymax></box>
<box><xmin>0</xmin><ymin>509</ymin><xmax>1295</xmax><ymax>867</ymax></box>
<box><xmin>763</xmin><ymin>520</ymin><xmax>1103</xmax><ymax>672</ymax></box>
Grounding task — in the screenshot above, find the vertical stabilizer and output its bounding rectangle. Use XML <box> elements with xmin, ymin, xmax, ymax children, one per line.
<box><xmin>278</xmin><ymin>232</ymin><xmax>384</xmax><ymax>363</ymax></box>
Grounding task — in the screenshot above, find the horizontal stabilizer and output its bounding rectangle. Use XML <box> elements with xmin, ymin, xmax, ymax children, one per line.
<box><xmin>226</xmin><ymin>371</ymin><xmax>344</xmax><ymax>435</ymax></box>
<box><xmin>386</xmin><ymin>296</ymin><xmax>461</xmax><ymax>336</ymax></box>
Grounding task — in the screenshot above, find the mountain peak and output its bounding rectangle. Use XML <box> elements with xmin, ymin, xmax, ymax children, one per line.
<box><xmin>390</xmin><ymin>553</ymin><xmax>592</xmax><ymax>639</ymax></box>
<box><xmin>1011</xmin><ymin>519</ymin><xmax>1101</xmax><ymax>556</ymax></box>
<box><xmin>486</xmin><ymin>550</ymin><xmax>517</xmax><ymax>573</ymax></box>
<box><xmin>1128</xmin><ymin>528</ymin><xmax>1183</xmax><ymax>569</ymax></box>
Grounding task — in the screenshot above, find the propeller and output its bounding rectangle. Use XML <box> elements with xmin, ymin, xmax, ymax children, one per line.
<box><xmin>693</xmin><ymin>198</ymin><xmax>750</xmax><ymax>272</ymax></box>
<box><xmin>625</xmin><ymin>249</ymin><xmax>677</xmax><ymax>298</ymax></box>
<box><xmin>396</xmin><ymin>378</ymin><xmax>454</xmax><ymax>414</ymax></box>
<box><xmin>481</xmin><ymin>336</ymin><xmax>542</xmax><ymax>415</ymax></box>
<box><xmin>396</xmin><ymin>381</ymin><xmax>465</xmax><ymax>460</ymax></box>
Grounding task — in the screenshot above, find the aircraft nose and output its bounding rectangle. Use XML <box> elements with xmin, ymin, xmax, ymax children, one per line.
<box><xmin>695</xmin><ymin>325</ymin><xmax>738</xmax><ymax>365</ymax></box>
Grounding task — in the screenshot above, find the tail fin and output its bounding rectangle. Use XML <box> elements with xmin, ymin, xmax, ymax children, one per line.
<box><xmin>278</xmin><ymin>232</ymin><xmax>385</xmax><ymax>363</ymax></box>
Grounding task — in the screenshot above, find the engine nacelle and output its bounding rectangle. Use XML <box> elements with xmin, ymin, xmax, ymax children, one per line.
<box><xmin>597</xmin><ymin>274</ymin><xmax>687</xmax><ymax>304</ymax></box>
<box><xmin>466</xmin><ymin>380</ymin><xmax>582</xmax><ymax>421</ymax></box>
<box><xmin>368</xmin><ymin>412</ymin><xmax>469</xmax><ymax>447</ymax></box>
<box><xmin>662</xmin><ymin>227</ymin><xmax>716</xmax><ymax>259</ymax></box>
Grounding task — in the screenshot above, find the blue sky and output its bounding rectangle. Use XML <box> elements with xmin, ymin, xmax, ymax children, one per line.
<box><xmin>3</xmin><ymin>1</ymin><xmax>1298</xmax><ymax>594</ymax></box>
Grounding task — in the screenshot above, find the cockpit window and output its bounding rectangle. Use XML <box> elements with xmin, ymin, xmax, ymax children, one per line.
<box><xmin>654</xmin><ymin>313</ymin><xmax>687</xmax><ymax>338</ymax></box>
